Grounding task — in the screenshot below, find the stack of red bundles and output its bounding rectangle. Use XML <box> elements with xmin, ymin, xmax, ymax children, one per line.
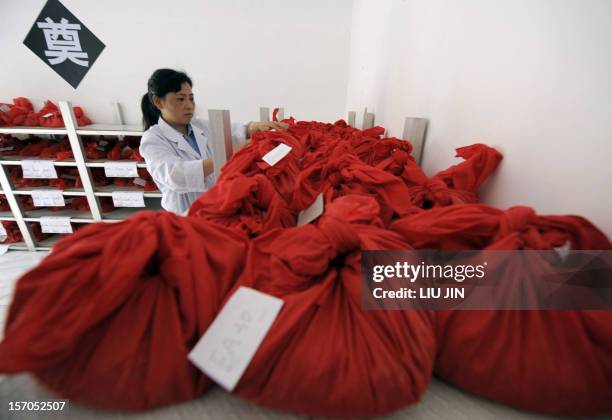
<box><xmin>0</xmin><ymin>98</ymin><xmax>92</xmax><ymax>127</ymax></box>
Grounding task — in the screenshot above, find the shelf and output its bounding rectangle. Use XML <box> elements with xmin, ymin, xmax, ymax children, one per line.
<box><xmin>0</xmin><ymin>212</ymin><xmax>15</xmax><ymax>221</ymax></box>
<box><xmin>94</xmin><ymin>184</ymin><xmax>162</xmax><ymax>198</ymax></box>
<box><xmin>102</xmin><ymin>201</ymin><xmax>163</xmax><ymax>221</ymax></box>
<box><xmin>8</xmin><ymin>242</ymin><xmax>29</xmax><ymax>250</ymax></box>
<box><xmin>85</xmin><ymin>159</ymin><xmax>147</xmax><ymax>168</ymax></box>
<box><xmin>12</xmin><ymin>187</ymin><xmax>86</xmax><ymax>196</ymax></box>
<box><xmin>77</xmin><ymin>124</ymin><xmax>143</xmax><ymax>136</ymax></box>
<box><xmin>22</xmin><ymin>208</ymin><xmax>94</xmax><ymax>223</ymax></box>
<box><xmin>35</xmin><ymin>235</ymin><xmax>61</xmax><ymax>250</ymax></box>
<box><xmin>0</xmin><ymin>156</ymin><xmax>77</xmax><ymax>167</ymax></box>
<box><xmin>0</xmin><ymin>126</ymin><xmax>68</xmax><ymax>135</ymax></box>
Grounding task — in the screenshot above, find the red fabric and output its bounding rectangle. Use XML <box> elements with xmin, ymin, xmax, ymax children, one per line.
<box><xmin>19</xmin><ymin>138</ymin><xmax>50</xmax><ymax>157</ymax></box>
<box><xmin>0</xmin><ymin>212</ymin><xmax>247</xmax><ymax>410</ymax></box>
<box><xmin>226</xmin><ymin>195</ymin><xmax>435</xmax><ymax>417</ymax></box>
<box><xmin>391</xmin><ymin>204</ymin><xmax>612</xmax><ymax>416</ymax></box>
<box><xmin>0</xmin><ymin>134</ymin><xmax>25</xmax><ymax>156</ymax></box>
<box><xmin>0</xmin><ymin>195</ymin><xmax>10</xmax><ymax>212</ymax></box>
<box><xmin>189</xmin><ymin>173</ymin><xmax>296</xmax><ymax>237</ymax></box>
<box><xmin>292</xmin><ymin>154</ymin><xmax>417</xmax><ymax>226</ymax></box>
<box><xmin>1</xmin><ymin>221</ymin><xmax>23</xmax><ymax>243</ymax></box>
<box><xmin>219</xmin><ymin>131</ymin><xmax>303</xmax><ymax>202</ymax></box>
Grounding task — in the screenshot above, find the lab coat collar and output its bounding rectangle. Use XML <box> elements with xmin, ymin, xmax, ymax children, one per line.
<box><xmin>157</xmin><ymin>116</ymin><xmax>201</xmax><ymax>159</ymax></box>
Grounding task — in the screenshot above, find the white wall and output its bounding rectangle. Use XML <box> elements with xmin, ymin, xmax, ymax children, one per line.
<box><xmin>346</xmin><ymin>0</ymin><xmax>612</xmax><ymax>237</ymax></box>
<box><xmin>1</xmin><ymin>0</ymin><xmax>352</xmax><ymax>125</ymax></box>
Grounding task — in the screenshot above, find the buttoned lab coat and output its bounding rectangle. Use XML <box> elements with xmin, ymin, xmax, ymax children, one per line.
<box><xmin>140</xmin><ymin>116</ymin><xmax>248</xmax><ymax>215</ymax></box>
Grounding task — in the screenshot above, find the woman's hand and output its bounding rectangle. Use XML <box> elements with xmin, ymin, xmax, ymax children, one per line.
<box><xmin>247</xmin><ymin>121</ymin><xmax>289</xmax><ymax>137</ymax></box>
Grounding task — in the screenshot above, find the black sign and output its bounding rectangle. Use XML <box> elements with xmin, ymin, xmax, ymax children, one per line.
<box><xmin>23</xmin><ymin>0</ymin><xmax>105</xmax><ymax>89</ymax></box>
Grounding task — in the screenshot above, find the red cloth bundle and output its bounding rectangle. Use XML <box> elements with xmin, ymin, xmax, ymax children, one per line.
<box><xmin>0</xmin><ymin>211</ymin><xmax>248</xmax><ymax>410</ymax></box>
<box><xmin>292</xmin><ymin>153</ymin><xmax>417</xmax><ymax>225</ymax></box>
<box><xmin>1</xmin><ymin>98</ymin><xmax>33</xmax><ymax>126</ymax></box>
<box><xmin>226</xmin><ymin>195</ymin><xmax>435</xmax><ymax>417</ymax></box>
<box><xmin>1</xmin><ymin>221</ymin><xmax>23</xmax><ymax>243</ymax></box>
<box><xmin>40</xmin><ymin>139</ymin><xmax>72</xmax><ymax>159</ymax></box>
<box><xmin>189</xmin><ymin>173</ymin><xmax>296</xmax><ymax>237</ymax></box>
<box><xmin>391</xmin><ymin>204</ymin><xmax>612</xmax><ymax>416</ymax></box>
<box><xmin>219</xmin><ymin>131</ymin><xmax>303</xmax><ymax>202</ymax></box>
<box><xmin>69</xmin><ymin>197</ymin><xmax>115</xmax><ymax>213</ymax></box>
<box><xmin>19</xmin><ymin>138</ymin><xmax>50</xmax><ymax>157</ymax></box>
<box><xmin>0</xmin><ymin>194</ymin><xmax>10</xmax><ymax>212</ymax></box>
<box><xmin>9</xmin><ymin>167</ymin><xmax>48</xmax><ymax>188</ymax></box>
<box><xmin>0</xmin><ymin>134</ymin><xmax>25</xmax><ymax>156</ymax></box>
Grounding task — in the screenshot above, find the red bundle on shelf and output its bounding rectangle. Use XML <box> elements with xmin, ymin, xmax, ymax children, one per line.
<box><xmin>0</xmin><ymin>194</ymin><xmax>10</xmax><ymax>212</ymax></box>
<box><xmin>0</xmin><ymin>212</ymin><xmax>247</xmax><ymax>410</ymax></box>
<box><xmin>1</xmin><ymin>221</ymin><xmax>23</xmax><ymax>243</ymax></box>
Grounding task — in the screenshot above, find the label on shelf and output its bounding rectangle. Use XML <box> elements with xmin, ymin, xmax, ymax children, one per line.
<box><xmin>133</xmin><ymin>178</ymin><xmax>146</xmax><ymax>187</ymax></box>
<box><xmin>111</xmin><ymin>191</ymin><xmax>145</xmax><ymax>208</ymax></box>
<box><xmin>297</xmin><ymin>193</ymin><xmax>324</xmax><ymax>226</ymax></box>
<box><xmin>0</xmin><ymin>244</ymin><xmax>8</xmax><ymax>256</ymax></box>
<box><xmin>22</xmin><ymin>160</ymin><xmax>58</xmax><ymax>179</ymax></box>
<box><xmin>188</xmin><ymin>287</ymin><xmax>284</xmax><ymax>391</ymax></box>
<box><xmin>40</xmin><ymin>216</ymin><xmax>73</xmax><ymax>234</ymax></box>
<box><xmin>99</xmin><ymin>140</ymin><xmax>109</xmax><ymax>146</ymax></box>
<box><xmin>31</xmin><ymin>190</ymin><xmax>66</xmax><ymax>207</ymax></box>
<box><xmin>0</xmin><ymin>222</ymin><xmax>7</xmax><ymax>242</ymax></box>
<box><xmin>104</xmin><ymin>161</ymin><xmax>138</xmax><ymax>178</ymax></box>
<box><xmin>262</xmin><ymin>143</ymin><xmax>292</xmax><ymax>166</ymax></box>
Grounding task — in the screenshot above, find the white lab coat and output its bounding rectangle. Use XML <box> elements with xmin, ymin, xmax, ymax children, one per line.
<box><xmin>140</xmin><ymin>116</ymin><xmax>248</xmax><ymax>215</ymax></box>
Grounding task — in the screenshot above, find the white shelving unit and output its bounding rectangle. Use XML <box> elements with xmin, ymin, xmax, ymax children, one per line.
<box><xmin>0</xmin><ymin>101</ymin><xmax>161</xmax><ymax>251</ymax></box>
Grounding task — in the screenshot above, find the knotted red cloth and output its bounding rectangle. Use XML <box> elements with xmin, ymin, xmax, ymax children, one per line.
<box><xmin>0</xmin><ymin>212</ymin><xmax>247</xmax><ymax>410</ymax></box>
<box><xmin>189</xmin><ymin>173</ymin><xmax>296</xmax><ymax>237</ymax></box>
<box><xmin>391</xmin><ymin>204</ymin><xmax>612</xmax><ymax>416</ymax></box>
<box><xmin>292</xmin><ymin>153</ymin><xmax>417</xmax><ymax>225</ymax></box>
<box><xmin>226</xmin><ymin>195</ymin><xmax>436</xmax><ymax>417</ymax></box>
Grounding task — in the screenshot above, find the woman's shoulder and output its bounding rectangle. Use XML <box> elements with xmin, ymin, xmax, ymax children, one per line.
<box><xmin>141</xmin><ymin>123</ymin><xmax>163</xmax><ymax>143</ymax></box>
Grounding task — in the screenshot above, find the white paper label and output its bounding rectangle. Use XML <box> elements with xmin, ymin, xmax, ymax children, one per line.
<box><xmin>0</xmin><ymin>223</ymin><xmax>7</xmax><ymax>242</ymax></box>
<box><xmin>96</xmin><ymin>146</ymin><xmax>106</xmax><ymax>151</ymax></box>
<box><xmin>0</xmin><ymin>146</ymin><xmax>15</xmax><ymax>152</ymax></box>
<box><xmin>31</xmin><ymin>190</ymin><xmax>65</xmax><ymax>207</ymax></box>
<box><xmin>297</xmin><ymin>193</ymin><xmax>324</xmax><ymax>226</ymax></box>
<box><xmin>0</xmin><ymin>104</ymin><xmax>10</xmax><ymax>113</ymax></box>
<box><xmin>0</xmin><ymin>244</ymin><xmax>8</xmax><ymax>255</ymax></box>
<box><xmin>42</xmin><ymin>113</ymin><xmax>54</xmax><ymax>118</ymax></box>
<box><xmin>261</xmin><ymin>143</ymin><xmax>292</xmax><ymax>166</ymax></box>
<box><xmin>21</xmin><ymin>160</ymin><xmax>58</xmax><ymax>179</ymax></box>
<box><xmin>103</xmin><ymin>161</ymin><xmax>138</xmax><ymax>178</ymax></box>
<box><xmin>40</xmin><ymin>216</ymin><xmax>72</xmax><ymax>234</ymax></box>
<box><xmin>133</xmin><ymin>178</ymin><xmax>146</xmax><ymax>187</ymax></box>
<box><xmin>99</xmin><ymin>140</ymin><xmax>109</xmax><ymax>146</ymax></box>
<box><xmin>111</xmin><ymin>191</ymin><xmax>145</xmax><ymax>208</ymax></box>
<box><xmin>188</xmin><ymin>287</ymin><xmax>284</xmax><ymax>391</ymax></box>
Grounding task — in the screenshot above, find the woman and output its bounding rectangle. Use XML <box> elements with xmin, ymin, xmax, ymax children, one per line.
<box><xmin>140</xmin><ymin>68</ymin><xmax>286</xmax><ymax>214</ymax></box>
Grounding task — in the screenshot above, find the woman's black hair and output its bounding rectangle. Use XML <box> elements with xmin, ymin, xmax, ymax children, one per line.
<box><xmin>141</xmin><ymin>68</ymin><xmax>193</xmax><ymax>130</ymax></box>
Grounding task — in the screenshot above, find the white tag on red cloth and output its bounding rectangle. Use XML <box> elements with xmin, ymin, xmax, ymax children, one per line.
<box><xmin>0</xmin><ymin>146</ymin><xmax>15</xmax><ymax>152</ymax></box>
<box><xmin>188</xmin><ymin>287</ymin><xmax>284</xmax><ymax>391</ymax></box>
<box><xmin>42</xmin><ymin>113</ymin><xmax>54</xmax><ymax>118</ymax></box>
<box><xmin>40</xmin><ymin>216</ymin><xmax>72</xmax><ymax>234</ymax></box>
<box><xmin>0</xmin><ymin>244</ymin><xmax>8</xmax><ymax>255</ymax></box>
<box><xmin>104</xmin><ymin>161</ymin><xmax>138</xmax><ymax>178</ymax></box>
<box><xmin>297</xmin><ymin>193</ymin><xmax>324</xmax><ymax>226</ymax></box>
<box><xmin>261</xmin><ymin>143</ymin><xmax>292</xmax><ymax>166</ymax></box>
<box><xmin>0</xmin><ymin>223</ymin><xmax>7</xmax><ymax>242</ymax></box>
<box><xmin>31</xmin><ymin>190</ymin><xmax>65</xmax><ymax>207</ymax></box>
<box><xmin>99</xmin><ymin>140</ymin><xmax>109</xmax><ymax>146</ymax></box>
<box><xmin>112</xmin><ymin>191</ymin><xmax>145</xmax><ymax>208</ymax></box>
<box><xmin>21</xmin><ymin>160</ymin><xmax>58</xmax><ymax>179</ymax></box>
<box><xmin>0</xmin><ymin>104</ymin><xmax>11</xmax><ymax>113</ymax></box>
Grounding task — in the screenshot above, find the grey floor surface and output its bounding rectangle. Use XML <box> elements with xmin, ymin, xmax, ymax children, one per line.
<box><xmin>0</xmin><ymin>251</ymin><xmax>604</xmax><ymax>420</ymax></box>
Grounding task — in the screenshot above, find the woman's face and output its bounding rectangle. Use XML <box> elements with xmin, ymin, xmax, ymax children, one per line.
<box><xmin>154</xmin><ymin>82</ymin><xmax>195</xmax><ymax>126</ymax></box>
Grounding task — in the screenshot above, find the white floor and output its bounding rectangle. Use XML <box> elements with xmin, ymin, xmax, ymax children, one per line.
<box><xmin>0</xmin><ymin>251</ymin><xmax>586</xmax><ymax>420</ymax></box>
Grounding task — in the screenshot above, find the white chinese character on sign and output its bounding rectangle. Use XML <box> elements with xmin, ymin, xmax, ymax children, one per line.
<box><xmin>36</xmin><ymin>17</ymin><xmax>89</xmax><ymax>67</ymax></box>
